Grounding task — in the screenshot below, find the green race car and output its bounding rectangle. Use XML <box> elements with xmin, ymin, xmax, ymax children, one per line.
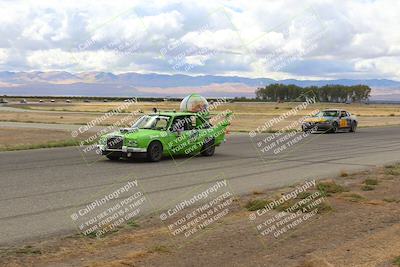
<box><xmin>97</xmin><ymin>111</ymin><xmax>232</xmax><ymax>162</ymax></box>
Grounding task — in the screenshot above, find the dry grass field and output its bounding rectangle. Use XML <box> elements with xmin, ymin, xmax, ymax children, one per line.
<box><xmin>1</xmin><ymin>101</ymin><xmax>400</xmax><ymax>151</ymax></box>
<box><xmin>0</xmin><ymin>127</ymin><xmax>93</xmax><ymax>151</ymax></box>
<box><xmin>3</xmin><ymin>101</ymin><xmax>400</xmax><ymax>132</ymax></box>
<box><xmin>10</xmin><ymin>101</ymin><xmax>400</xmax><ymax>117</ymax></box>
<box><xmin>0</xmin><ymin>128</ymin><xmax>74</xmax><ymax>151</ymax></box>
<box><xmin>0</xmin><ymin>111</ymin><xmax>131</xmax><ymax>127</ymax></box>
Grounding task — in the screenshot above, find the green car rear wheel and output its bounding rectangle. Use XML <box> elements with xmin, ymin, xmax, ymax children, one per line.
<box><xmin>201</xmin><ymin>138</ymin><xmax>215</xmax><ymax>156</ymax></box>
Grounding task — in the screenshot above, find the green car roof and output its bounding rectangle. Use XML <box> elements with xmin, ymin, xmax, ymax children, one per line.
<box><xmin>154</xmin><ymin>111</ymin><xmax>206</xmax><ymax>116</ymax></box>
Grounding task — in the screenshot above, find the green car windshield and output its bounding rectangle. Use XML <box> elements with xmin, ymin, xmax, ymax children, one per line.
<box><xmin>314</xmin><ymin>111</ymin><xmax>339</xmax><ymax>117</ymax></box>
<box><xmin>132</xmin><ymin>115</ymin><xmax>170</xmax><ymax>130</ymax></box>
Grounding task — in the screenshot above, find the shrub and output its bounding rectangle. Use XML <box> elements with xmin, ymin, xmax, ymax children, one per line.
<box><xmin>384</xmin><ymin>164</ymin><xmax>400</xmax><ymax>175</ymax></box>
<box><xmin>317</xmin><ymin>181</ymin><xmax>348</xmax><ymax>196</ymax></box>
<box><xmin>245</xmin><ymin>199</ymin><xmax>269</xmax><ymax>211</ymax></box>
<box><xmin>341</xmin><ymin>193</ymin><xmax>365</xmax><ymax>202</ymax></box>
<box><xmin>361</xmin><ymin>185</ymin><xmax>375</xmax><ymax>191</ymax></box>
<box><xmin>393</xmin><ymin>256</ymin><xmax>400</xmax><ymax>266</ymax></box>
<box><xmin>364</xmin><ymin>178</ymin><xmax>378</xmax><ymax>186</ymax></box>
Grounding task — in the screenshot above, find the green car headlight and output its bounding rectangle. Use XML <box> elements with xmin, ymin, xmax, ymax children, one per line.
<box><xmin>99</xmin><ymin>136</ymin><xmax>107</xmax><ymax>145</ymax></box>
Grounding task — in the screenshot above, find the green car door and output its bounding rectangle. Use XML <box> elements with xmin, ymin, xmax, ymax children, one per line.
<box><xmin>166</xmin><ymin>115</ymin><xmax>193</xmax><ymax>156</ymax></box>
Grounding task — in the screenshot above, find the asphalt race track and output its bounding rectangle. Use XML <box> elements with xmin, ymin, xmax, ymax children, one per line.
<box><xmin>1</xmin><ymin>126</ymin><xmax>399</xmax><ymax>245</ymax></box>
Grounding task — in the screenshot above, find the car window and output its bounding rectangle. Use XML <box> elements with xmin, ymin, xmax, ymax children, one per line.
<box><xmin>155</xmin><ymin>118</ymin><xmax>168</xmax><ymax>130</ymax></box>
<box><xmin>171</xmin><ymin>117</ymin><xmax>184</xmax><ymax>131</ymax></box>
<box><xmin>132</xmin><ymin>115</ymin><xmax>170</xmax><ymax>130</ymax></box>
<box><xmin>182</xmin><ymin>116</ymin><xmax>193</xmax><ymax>131</ymax></box>
<box><xmin>190</xmin><ymin>116</ymin><xmax>197</xmax><ymax>128</ymax></box>
<box><xmin>195</xmin><ymin>115</ymin><xmax>211</xmax><ymax>129</ymax></box>
<box><xmin>316</xmin><ymin>111</ymin><xmax>339</xmax><ymax>117</ymax></box>
<box><xmin>171</xmin><ymin>116</ymin><xmax>193</xmax><ymax>131</ymax></box>
<box><xmin>340</xmin><ymin>111</ymin><xmax>347</xmax><ymax>117</ymax></box>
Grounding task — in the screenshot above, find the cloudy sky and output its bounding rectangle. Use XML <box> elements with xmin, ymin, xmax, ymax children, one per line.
<box><xmin>0</xmin><ymin>0</ymin><xmax>399</xmax><ymax>80</ymax></box>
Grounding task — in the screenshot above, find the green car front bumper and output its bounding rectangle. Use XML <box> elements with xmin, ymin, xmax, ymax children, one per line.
<box><xmin>97</xmin><ymin>145</ymin><xmax>147</xmax><ymax>155</ymax></box>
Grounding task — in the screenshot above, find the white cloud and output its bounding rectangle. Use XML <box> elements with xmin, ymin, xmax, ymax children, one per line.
<box><xmin>181</xmin><ymin>29</ymin><xmax>242</xmax><ymax>52</ymax></box>
<box><xmin>22</xmin><ymin>17</ymin><xmax>55</xmax><ymax>41</ymax></box>
<box><xmin>0</xmin><ymin>48</ymin><xmax>8</xmax><ymax>63</ymax></box>
<box><xmin>0</xmin><ymin>0</ymin><xmax>399</xmax><ymax>80</ymax></box>
<box><xmin>354</xmin><ymin>57</ymin><xmax>400</xmax><ymax>78</ymax></box>
<box><xmin>26</xmin><ymin>49</ymin><xmax>123</xmax><ymax>71</ymax></box>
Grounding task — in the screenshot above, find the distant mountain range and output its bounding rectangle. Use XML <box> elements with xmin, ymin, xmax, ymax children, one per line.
<box><xmin>0</xmin><ymin>71</ymin><xmax>399</xmax><ymax>99</ymax></box>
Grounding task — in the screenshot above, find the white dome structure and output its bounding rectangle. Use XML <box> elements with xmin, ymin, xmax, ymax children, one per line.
<box><xmin>180</xmin><ymin>94</ymin><xmax>209</xmax><ymax>113</ymax></box>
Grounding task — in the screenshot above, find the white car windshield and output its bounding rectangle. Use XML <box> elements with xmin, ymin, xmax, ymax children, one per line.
<box><xmin>132</xmin><ymin>115</ymin><xmax>170</xmax><ymax>130</ymax></box>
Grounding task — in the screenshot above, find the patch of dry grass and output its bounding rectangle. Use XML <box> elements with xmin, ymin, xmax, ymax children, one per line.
<box><xmin>393</xmin><ymin>256</ymin><xmax>400</xmax><ymax>266</ymax></box>
<box><xmin>364</xmin><ymin>178</ymin><xmax>379</xmax><ymax>186</ymax></box>
<box><xmin>3</xmin><ymin>102</ymin><xmax>400</xmax><ymax>132</ymax></box>
<box><xmin>14</xmin><ymin>101</ymin><xmax>400</xmax><ymax>117</ymax></box>
<box><xmin>340</xmin><ymin>192</ymin><xmax>366</xmax><ymax>202</ymax></box>
<box><xmin>361</xmin><ymin>185</ymin><xmax>375</xmax><ymax>191</ymax></box>
<box><xmin>317</xmin><ymin>181</ymin><xmax>349</xmax><ymax>196</ymax></box>
<box><xmin>0</xmin><ymin>127</ymin><xmax>93</xmax><ymax>151</ymax></box>
<box><xmin>0</xmin><ymin>111</ymin><xmax>139</xmax><ymax>126</ymax></box>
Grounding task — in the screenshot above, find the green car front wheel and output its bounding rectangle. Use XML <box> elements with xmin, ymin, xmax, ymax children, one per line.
<box><xmin>106</xmin><ymin>152</ymin><xmax>121</xmax><ymax>161</ymax></box>
<box><xmin>147</xmin><ymin>141</ymin><xmax>163</xmax><ymax>162</ymax></box>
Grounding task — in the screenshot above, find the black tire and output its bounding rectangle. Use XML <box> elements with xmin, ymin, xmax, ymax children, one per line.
<box><xmin>330</xmin><ymin>122</ymin><xmax>338</xmax><ymax>133</ymax></box>
<box><xmin>106</xmin><ymin>152</ymin><xmax>121</xmax><ymax>161</ymax></box>
<box><xmin>349</xmin><ymin>121</ymin><xmax>357</xmax><ymax>132</ymax></box>
<box><xmin>201</xmin><ymin>138</ymin><xmax>215</xmax><ymax>156</ymax></box>
<box><xmin>147</xmin><ymin>141</ymin><xmax>163</xmax><ymax>162</ymax></box>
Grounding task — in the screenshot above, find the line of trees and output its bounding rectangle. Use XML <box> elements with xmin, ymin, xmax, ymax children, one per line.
<box><xmin>256</xmin><ymin>84</ymin><xmax>371</xmax><ymax>103</ymax></box>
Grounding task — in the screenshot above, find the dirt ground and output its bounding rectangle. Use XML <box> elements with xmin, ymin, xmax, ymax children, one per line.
<box><xmin>1</xmin><ymin>164</ymin><xmax>399</xmax><ymax>267</ymax></box>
